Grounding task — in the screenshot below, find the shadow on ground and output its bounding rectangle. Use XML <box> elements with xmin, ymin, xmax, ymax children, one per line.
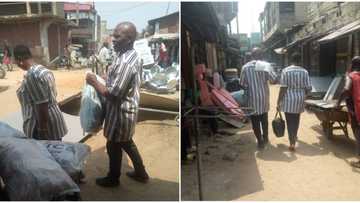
<box><xmin>181</xmin><ymin>125</ymin><xmax>264</xmax><ymax>200</ymax></box>
<box><xmin>80</xmin><ymin>145</ymin><xmax>179</xmax><ymax>201</ymax></box>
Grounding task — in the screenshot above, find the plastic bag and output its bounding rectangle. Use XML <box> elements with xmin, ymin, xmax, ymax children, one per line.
<box><xmin>231</xmin><ymin>89</ymin><xmax>249</xmax><ymax>107</ymax></box>
<box><xmin>0</xmin><ymin>121</ymin><xmax>25</xmax><ymax>138</ymax></box>
<box><xmin>0</xmin><ymin>136</ymin><xmax>80</xmax><ymax>200</ymax></box>
<box><xmin>40</xmin><ymin>140</ymin><xmax>91</xmax><ymax>182</ymax></box>
<box><xmin>80</xmin><ymin>73</ymin><xmax>105</xmax><ymax>133</ymax></box>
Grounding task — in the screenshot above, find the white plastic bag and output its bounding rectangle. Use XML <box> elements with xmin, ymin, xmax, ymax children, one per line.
<box><xmin>40</xmin><ymin>140</ymin><xmax>91</xmax><ymax>182</ymax></box>
<box><xmin>0</xmin><ymin>136</ymin><xmax>80</xmax><ymax>200</ymax></box>
<box><xmin>80</xmin><ymin>72</ymin><xmax>105</xmax><ymax>133</ymax></box>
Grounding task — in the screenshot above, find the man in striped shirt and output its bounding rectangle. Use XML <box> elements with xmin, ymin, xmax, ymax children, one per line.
<box><xmin>277</xmin><ymin>52</ymin><xmax>312</xmax><ymax>151</ymax></box>
<box><xmin>239</xmin><ymin>47</ymin><xmax>277</xmax><ymax>149</ymax></box>
<box><xmin>14</xmin><ymin>45</ymin><xmax>67</xmax><ymax>140</ymax></box>
<box><xmin>86</xmin><ymin>22</ymin><xmax>149</xmax><ymax>187</ymax></box>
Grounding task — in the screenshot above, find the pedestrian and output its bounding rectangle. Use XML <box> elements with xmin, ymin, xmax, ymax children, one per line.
<box><xmin>239</xmin><ymin>47</ymin><xmax>277</xmax><ymax>149</ymax></box>
<box><xmin>3</xmin><ymin>41</ymin><xmax>13</xmax><ymax>71</ymax></box>
<box><xmin>336</xmin><ymin>56</ymin><xmax>360</xmax><ymax>168</ymax></box>
<box><xmin>13</xmin><ymin>45</ymin><xmax>67</xmax><ymax>140</ymax></box>
<box><xmin>277</xmin><ymin>52</ymin><xmax>312</xmax><ymax>151</ymax></box>
<box><xmin>158</xmin><ymin>42</ymin><xmax>169</xmax><ymax>68</ymax></box>
<box><xmin>86</xmin><ymin>21</ymin><xmax>149</xmax><ymax>187</ymax></box>
<box><xmin>97</xmin><ymin>42</ymin><xmax>111</xmax><ymax>75</ymax></box>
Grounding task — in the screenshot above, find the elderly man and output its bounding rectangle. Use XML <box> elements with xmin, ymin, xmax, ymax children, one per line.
<box><xmin>86</xmin><ymin>22</ymin><xmax>149</xmax><ymax>187</ymax></box>
<box><xmin>239</xmin><ymin>47</ymin><xmax>277</xmax><ymax>149</ymax></box>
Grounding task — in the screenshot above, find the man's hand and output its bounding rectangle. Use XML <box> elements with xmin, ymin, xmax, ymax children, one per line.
<box><xmin>86</xmin><ymin>73</ymin><xmax>97</xmax><ymax>86</ymax></box>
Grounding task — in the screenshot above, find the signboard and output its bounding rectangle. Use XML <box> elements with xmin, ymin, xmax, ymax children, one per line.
<box><xmin>134</xmin><ymin>39</ymin><xmax>155</xmax><ymax>66</ymax></box>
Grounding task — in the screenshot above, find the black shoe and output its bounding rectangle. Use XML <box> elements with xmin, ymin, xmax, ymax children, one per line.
<box><xmin>126</xmin><ymin>171</ymin><xmax>149</xmax><ymax>183</ymax></box>
<box><xmin>257</xmin><ymin>141</ymin><xmax>265</xmax><ymax>149</ymax></box>
<box><xmin>95</xmin><ymin>176</ymin><xmax>119</xmax><ymax>187</ymax></box>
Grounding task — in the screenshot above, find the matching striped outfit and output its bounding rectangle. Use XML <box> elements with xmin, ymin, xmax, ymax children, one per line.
<box><xmin>279</xmin><ymin>65</ymin><xmax>311</xmax><ymax>145</ymax></box>
<box><xmin>279</xmin><ymin>65</ymin><xmax>312</xmax><ymax>113</ymax></box>
<box><xmin>239</xmin><ymin>60</ymin><xmax>277</xmax><ymax>145</ymax></box>
<box><xmin>239</xmin><ymin>60</ymin><xmax>277</xmax><ymax>115</ymax></box>
<box><xmin>104</xmin><ymin>49</ymin><xmax>142</xmax><ymax>142</ymax></box>
<box><xmin>16</xmin><ymin>64</ymin><xmax>67</xmax><ymax>140</ymax></box>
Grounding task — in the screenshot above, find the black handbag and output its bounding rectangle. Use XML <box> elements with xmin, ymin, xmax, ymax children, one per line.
<box><xmin>272</xmin><ymin>111</ymin><xmax>285</xmax><ymax>138</ymax></box>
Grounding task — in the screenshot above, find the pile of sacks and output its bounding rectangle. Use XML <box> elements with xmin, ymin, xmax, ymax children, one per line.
<box><xmin>0</xmin><ymin>121</ymin><xmax>90</xmax><ymax>201</ymax></box>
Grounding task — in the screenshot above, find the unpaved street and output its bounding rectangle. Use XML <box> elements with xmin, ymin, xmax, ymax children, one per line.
<box><xmin>182</xmin><ymin>84</ymin><xmax>360</xmax><ymax>201</ymax></box>
<box><xmin>0</xmin><ymin>67</ymin><xmax>179</xmax><ymax>201</ymax></box>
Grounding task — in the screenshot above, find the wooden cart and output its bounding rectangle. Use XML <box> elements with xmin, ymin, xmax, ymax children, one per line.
<box><xmin>305</xmin><ymin>99</ymin><xmax>348</xmax><ymax>139</ymax></box>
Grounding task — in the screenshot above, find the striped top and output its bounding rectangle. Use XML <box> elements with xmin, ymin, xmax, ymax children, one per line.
<box><xmin>16</xmin><ymin>64</ymin><xmax>68</xmax><ymax>140</ymax></box>
<box><xmin>239</xmin><ymin>60</ymin><xmax>277</xmax><ymax>115</ymax></box>
<box><xmin>279</xmin><ymin>65</ymin><xmax>312</xmax><ymax>113</ymax></box>
<box><xmin>104</xmin><ymin>49</ymin><xmax>142</xmax><ymax>142</ymax></box>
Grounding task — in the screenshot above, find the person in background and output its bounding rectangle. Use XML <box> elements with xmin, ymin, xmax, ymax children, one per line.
<box><xmin>336</xmin><ymin>56</ymin><xmax>360</xmax><ymax>168</ymax></box>
<box><xmin>98</xmin><ymin>42</ymin><xmax>111</xmax><ymax>75</ymax></box>
<box><xmin>239</xmin><ymin>47</ymin><xmax>277</xmax><ymax>149</ymax></box>
<box><xmin>13</xmin><ymin>45</ymin><xmax>67</xmax><ymax>140</ymax></box>
<box><xmin>3</xmin><ymin>41</ymin><xmax>13</xmax><ymax>71</ymax></box>
<box><xmin>158</xmin><ymin>42</ymin><xmax>169</xmax><ymax>68</ymax></box>
<box><xmin>86</xmin><ymin>21</ymin><xmax>149</xmax><ymax>187</ymax></box>
<box><xmin>277</xmin><ymin>52</ymin><xmax>312</xmax><ymax>151</ymax></box>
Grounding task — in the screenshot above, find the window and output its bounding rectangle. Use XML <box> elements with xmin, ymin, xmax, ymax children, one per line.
<box><xmin>313</xmin><ymin>22</ymin><xmax>317</xmax><ymax>29</ymax></box>
<box><xmin>322</xmin><ymin>17</ymin><xmax>326</xmax><ymax>24</ymax></box>
<box><xmin>279</xmin><ymin>2</ymin><xmax>295</xmax><ymax>14</ymax></box>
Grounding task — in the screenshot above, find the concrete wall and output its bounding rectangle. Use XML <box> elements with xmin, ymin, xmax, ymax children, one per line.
<box><xmin>48</xmin><ymin>23</ymin><xmax>68</xmax><ymax>61</ymax></box>
<box><xmin>158</xmin><ymin>13</ymin><xmax>179</xmax><ymax>34</ymax></box>
<box><xmin>295</xmin><ymin>2</ymin><xmax>360</xmax><ymax>39</ymax></box>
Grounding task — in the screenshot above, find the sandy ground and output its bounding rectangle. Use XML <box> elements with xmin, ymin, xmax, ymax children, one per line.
<box><xmin>182</xmin><ymin>84</ymin><xmax>360</xmax><ymax>201</ymax></box>
<box><xmin>0</xmin><ymin>67</ymin><xmax>179</xmax><ymax>201</ymax></box>
<box><xmin>0</xmin><ymin>67</ymin><xmax>86</xmax><ymax>117</ymax></box>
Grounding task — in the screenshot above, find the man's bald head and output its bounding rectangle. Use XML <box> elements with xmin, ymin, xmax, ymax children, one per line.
<box><xmin>251</xmin><ymin>47</ymin><xmax>263</xmax><ymax>60</ymax></box>
<box><xmin>115</xmin><ymin>22</ymin><xmax>137</xmax><ymax>43</ymax></box>
<box><xmin>112</xmin><ymin>21</ymin><xmax>137</xmax><ymax>53</ymax></box>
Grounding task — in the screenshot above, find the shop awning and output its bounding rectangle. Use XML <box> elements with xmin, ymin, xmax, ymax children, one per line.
<box><xmin>148</xmin><ymin>33</ymin><xmax>179</xmax><ymax>42</ymax></box>
<box><xmin>318</xmin><ymin>20</ymin><xmax>360</xmax><ymax>43</ymax></box>
<box><xmin>274</xmin><ymin>35</ymin><xmax>312</xmax><ymax>54</ymax></box>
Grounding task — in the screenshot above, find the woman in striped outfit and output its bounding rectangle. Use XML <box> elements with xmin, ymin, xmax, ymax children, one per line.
<box><xmin>277</xmin><ymin>52</ymin><xmax>312</xmax><ymax>151</ymax></box>
<box><xmin>14</xmin><ymin>45</ymin><xmax>67</xmax><ymax>140</ymax></box>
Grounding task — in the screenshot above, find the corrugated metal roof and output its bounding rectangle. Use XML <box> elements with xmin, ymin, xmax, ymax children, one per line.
<box><xmin>318</xmin><ymin>20</ymin><xmax>360</xmax><ymax>43</ymax></box>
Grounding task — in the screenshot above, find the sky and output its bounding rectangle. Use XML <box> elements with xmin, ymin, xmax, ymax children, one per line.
<box><xmin>94</xmin><ymin>1</ymin><xmax>179</xmax><ymax>31</ymax></box>
<box><xmin>230</xmin><ymin>0</ymin><xmax>266</xmax><ymax>36</ymax></box>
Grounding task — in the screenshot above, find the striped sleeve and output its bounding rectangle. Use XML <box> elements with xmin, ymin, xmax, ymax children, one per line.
<box><xmin>268</xmin><ymin>65</ymin><xmax>278</xmax><ymax>83</ymax></box>
<box><xmin>108</xmin><ymin>57</ymin><xmax>135</xmax><ymax>98</ymax></box>
<box><xmin>26</xmin><ymin>71</ymin><xmax>50</xmax><ymax>104</ymax></box>
<box><xmin>239</xmin><ymin>66</ymin><xmax>247</xmax><ymax>88</ymax></box>
<box><xmin>280</xmin><ymin>70</ymin><xmax>288</xmax><ymax>87</ymax></box>
<box><xmin>304</xmin><ymin>71</ymin><xmax>312</xmax><ymax>92</ymax></box>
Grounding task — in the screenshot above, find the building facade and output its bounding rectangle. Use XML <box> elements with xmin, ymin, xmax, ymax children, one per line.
<box><xmin>64</xmin><ymin>2</ymin><xmax>101</xmax><ymax>56</ymax></box>
<box><xmin>259</xmin><ymin>2</ymin><xmax>308</xmax><ymax>66</ymax></box>
<box><xmin>0</xmin><ymin>2</ymin><xmax>71</xmax><ymax>65</ymax></box>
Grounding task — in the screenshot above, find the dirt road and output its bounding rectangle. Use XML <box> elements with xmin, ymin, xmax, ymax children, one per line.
<box><xmin>182</xmin><ymin>84</ymin><xmax>360</xmax><ymax>201</ymax></box>
<box><xmin>0</xmin><ymin>67</ymin><xmax>179</xmax><ymax>201</ymax></box>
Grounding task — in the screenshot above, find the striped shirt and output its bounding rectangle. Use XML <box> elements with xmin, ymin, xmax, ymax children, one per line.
<box><xmin>104</xmin><ymin>49</ymin><xmax>142</xmax><ymax>142</ymax></box>
<box><xmin>239</xmin><ymin>60</ymin><xmax>277</xmax><ymax>115</ymax></box>
<box><xmin>16</xmin><ymin>64</ymin><xmax>68</xmax><ymax>140</ymax></box>
<box><xmin>279</xmin><ymin>65</ymin><xmax>312</xmax><ymax>113</ymax></box>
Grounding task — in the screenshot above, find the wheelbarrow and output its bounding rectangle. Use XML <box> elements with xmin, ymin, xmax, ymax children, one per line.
<box><xmin>305</xmin><ymin>99</ymin><xmax>348</xmax><ymax>139</ymax></box>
